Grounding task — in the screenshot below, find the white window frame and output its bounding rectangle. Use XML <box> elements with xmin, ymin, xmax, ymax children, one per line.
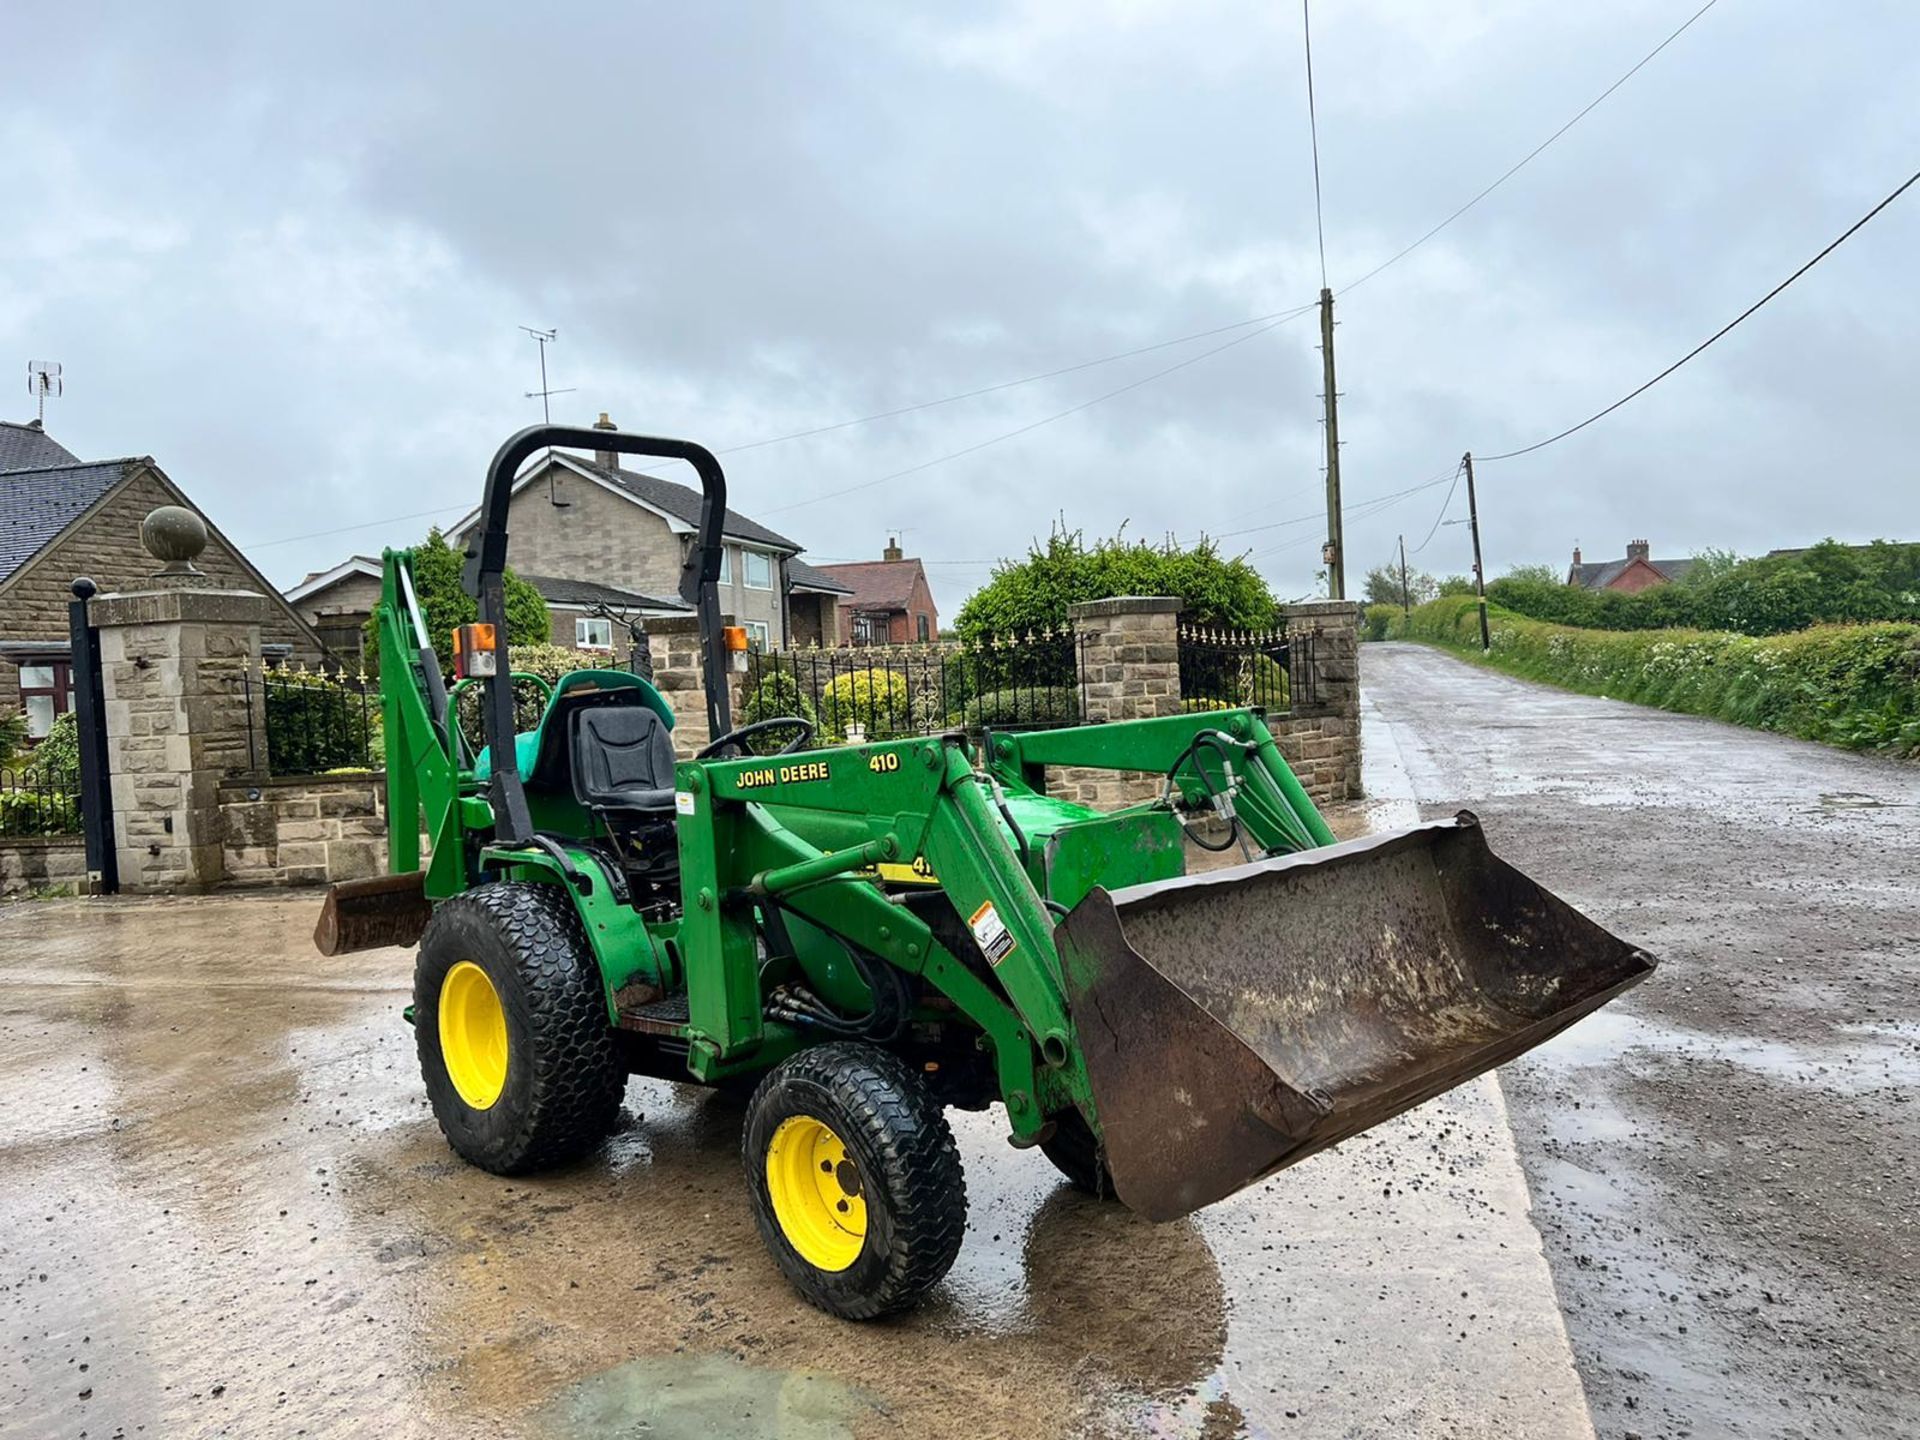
<box><xmin>717</xmin><ymin>547</ymin><xmax>732</xmax><ymax>584</ymax></box>
<box><xmin>742</xmin><ymin>619</ymin><xmax>770</xmax><ymax>652</ymax></box>
<box><xmin>742</xmin><ymin>549</ymin><xmax>773</xmax><ymax>590</ymax></box>
<box><xmin>575</xmin><ymin>616</ymin><xmax>614</xmax><ymax>651</ymax></box>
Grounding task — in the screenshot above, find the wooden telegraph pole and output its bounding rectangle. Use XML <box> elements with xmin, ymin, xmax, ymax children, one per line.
<box><xmin>1463</xmin><ymin>451</ymin><xmax>1490</xmax><ymax>651</ymax></box>
<box><xmin>1319</xmin><ymin>288</ymin><xmax>1345</xmax><ymax>600</ymax></box>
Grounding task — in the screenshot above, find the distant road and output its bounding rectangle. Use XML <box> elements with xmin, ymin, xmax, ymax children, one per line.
<box><xmin>1364</xmin><ymin>642</ymin><xmax>1920</xmax><ymax>1440</ymax></box>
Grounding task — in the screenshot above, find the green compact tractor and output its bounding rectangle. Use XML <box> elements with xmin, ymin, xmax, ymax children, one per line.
<box><xmin>318</xmin><ymin>423</ymin><xmax>1653</xmax><ymax>1319</ymax></box>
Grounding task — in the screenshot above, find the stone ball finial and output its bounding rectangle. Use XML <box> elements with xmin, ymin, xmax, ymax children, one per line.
<box><xmin>142</xmin><ymin>505</ymin><xmax>208</xmax><ymax>576</ymax></box>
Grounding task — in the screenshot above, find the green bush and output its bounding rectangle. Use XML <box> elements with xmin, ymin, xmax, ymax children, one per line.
<box><xmin>22</xmin><ymin>712</ymin><xmax>80</xmax><ymax>781</ymax></box>
<box><xmin>0</xmin><ymin>787</ymin><xmax>80</xmax><ymax>836</ymax></box>
<box><xmin>951</xmin><ymin>686</ymin><xmax>1080</xmax><ymax>730</ymax></box>
<box><xmin>1363</xmin><ymin>604</ymin><xmax>1398</xmax><ymax>642</ymax></box>
<box><xmin>266</xmin><ymin>672</ymin><xmax>374</xmax><ymax>774</ymax></box>
<box><xmin>1397</xmin><ymin>596</ymin><xmax>1920</xmax><ymax>756</ymax></box>
<box><xmin>820</xmin><ymin>668</ymin><xmax>912</xmax><ymax>741</ymax></box>
<box><xmin>0</xmin><ymin>710</ymin><xmax>26</xmax><ymax>769</ymax></box>
<box><xmin>736</xmin><ymin>670</ymin><xmax>821</xmax><ymax>753</ymax></box>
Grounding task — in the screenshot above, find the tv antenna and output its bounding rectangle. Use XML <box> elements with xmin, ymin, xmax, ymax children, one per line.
<box><xmin>26</xmin><ymin>361</ymin><xmax>61</xmax><ymax>423</ymax></box>
<box><xmin>519</xmin><ymin>327</ymin><xmax>575</xmax><ymax>507</ymax></box>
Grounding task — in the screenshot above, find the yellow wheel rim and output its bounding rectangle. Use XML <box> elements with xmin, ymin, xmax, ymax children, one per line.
<box><xmin>439</xmin><ymin>961</ymin><xmax>508</xmax><ymax>1110</ymax></box>
<box><xmin>766</xmin><ymin>1115</ymin><xmax>867</xmax><ymax>1272</ymax></box>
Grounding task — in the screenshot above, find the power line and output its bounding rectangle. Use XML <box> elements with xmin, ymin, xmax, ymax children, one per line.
<box><xmin>1341</xmin><ymin>0</ymin><xmax>1721</xmax><ymax>297</ymax></box>
<box><xmin>1247</xmin><ymin>471</ymin><xmax>1458</xmax><ymax>560</ymax></box>
<box><xmin>1408</xmin><ymin>459</ymin><xmax>1465</xmax><ymax>554</ymax></box>
<box><xmin>1216</xmin><ymin>468</ymin><xmax>1457</xmax><ymax>540</ymax></box>
<box><xmin>1301</xmin><ymin>0</ymin><xmax>1330</xmax><ymax>290</ymax></box>
<box><xmin>1481</xmin><ymin>166</ymin><xmax>1920</xmax><ymax>462</ymax></box>
<box><xmin>248</xmin><ymin>502</ymin><xmax>472</xmax><ymax>551</ymax></box>
<box><xmin>757</xmin><ymin>308</ymin><xmax>1315</xmax><ymax>516</ymax></box>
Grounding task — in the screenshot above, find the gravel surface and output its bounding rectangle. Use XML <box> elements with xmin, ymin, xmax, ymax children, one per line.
<box><xmin>1365</xmin><ymin>642</ymin><xmax>1920</xmax><ymax>1440</ymax></box>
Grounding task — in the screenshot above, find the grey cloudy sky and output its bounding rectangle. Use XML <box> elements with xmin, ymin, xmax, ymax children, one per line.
<box><xmin>5</xmin><ymin>0</ymin><xmax>1915</xmax><ymax>614</ymax></box>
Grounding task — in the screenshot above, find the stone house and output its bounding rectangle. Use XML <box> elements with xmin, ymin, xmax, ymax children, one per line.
<box><xmin>285</xmin><ymin>557</ymin><xmax>691</xmax><ymax>668</ymax></box>
<box><xmin>1567</xmin><ymin>540</ymin><xmax>1696</xmax><ymax>593</ymax></box>
<box><xmin>816</xmin><ymin>538</ymin><xmax>939</xmax><ymax>645</ymax></box>
<box><xmin>0</xmin><ymin>419</ymin><xmax>322</xmax><ymax>735</ymax></box>
<box><xmin>439</xmin><ymin>414</ymin><xmax>831</xmax><ymax>651</ymax></box>
<box><xmin>785</xmin><ymin>559</ymin><xmax>854</xmax><ymax>648</ymax></box>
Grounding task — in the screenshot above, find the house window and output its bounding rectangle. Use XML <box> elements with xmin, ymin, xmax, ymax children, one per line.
<box><xmin>717</xmin><ymin>548</ymin><xmax>732</xmax><ymax>584</ymax></box>
<box><xmin>18</xmin><ymin>661</ymin><xmax>71</xmax><ymax>739</ymax></box>
<box><xmin>743</xmin><ymin>550</ymin><xmax>772</xmax><ymax>590</ymax></box>
<box><xmin>575</xmin><ymin>617</ymin><xmax>614</xmax><ymax>650</ymax></box>
<box><xmin>916</xmin><ymin>614</ymin><xmax>930</xmax><ymax>643</ymax></box>
<box><xmin>742</xmin><ymin>620</ymin><xmax>770</xmax><ymax>652</ymax></box>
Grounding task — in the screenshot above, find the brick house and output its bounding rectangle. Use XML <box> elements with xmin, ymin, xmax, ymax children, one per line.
<box><xmin>286</xmin><ymin>557</ymin><xmax>691</xmax><ymax>669</ymax></box>
<box><xmin>1567</xmin><ymin>540</ymin><xmax>1696</xmax><ymax>594</ymax></box>
<box><xmin>439</xmin><ymin>414</ymin><xmax>831</xmax><ymax>651</ymax></box>
<box><xmin>816</xmin><ymin>538</ymin><xmax>939</xmax><ymax>646</ymax></box>
<box><xmin>0</xmin><ymin>419</ymin><xmax>323</xmax><ymax>737</ymax></box>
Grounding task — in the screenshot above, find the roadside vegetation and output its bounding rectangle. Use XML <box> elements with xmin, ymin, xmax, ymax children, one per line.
<box><xmin>1390</xmin><ymin>596</ymin><xmax>1920</xmax><ymax>757</ymax></box>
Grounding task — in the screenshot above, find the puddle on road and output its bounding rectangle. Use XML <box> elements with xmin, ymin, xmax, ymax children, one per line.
<box><xmin>532</xmin><ymin>1353</ymin><xmax>872</xmax><ymax>1439</ymax></box>
<box><xmin>1526</xmin><ymin>1005</ymin><xmax>1920</xmax><ymax>1093</ymax></box>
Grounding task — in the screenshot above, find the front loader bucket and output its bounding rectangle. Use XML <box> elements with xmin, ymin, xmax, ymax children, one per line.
<box><xmin>1055</xmin><ymin>812</ymin><xmax>1654</xmax><ymax>1222</ymax></box>
<box><xmin>314</xmin><ymin>871</ymin><xmax>432</xmax><ymax>956</ymax></box>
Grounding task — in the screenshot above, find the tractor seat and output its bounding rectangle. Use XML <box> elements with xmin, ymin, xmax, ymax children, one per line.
<box><xmin>571</xmin><ymin>705</ymin><xmax>678</xmax><ymax>816</ymax></box>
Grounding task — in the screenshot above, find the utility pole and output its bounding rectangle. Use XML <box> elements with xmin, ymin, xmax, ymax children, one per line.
<box><xmin>1398</xmin><ymin>533</ymin><xmax>1411</xmax><ymax>615</ymax></box>
<box><xmin>1318</xmin><ymin>288</ymin><xmax>1345</xmax><ymax>599</ymax></box>
<box><xmin>1463</xmin><ymin>451</ymin><xmax>1490</xmax><ymax>652</ymax></box>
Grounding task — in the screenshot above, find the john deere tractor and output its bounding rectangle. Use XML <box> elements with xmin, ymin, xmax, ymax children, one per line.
<box><xmin>318</xmin><ymin>423</ymin><xmax>1652</xmax><ymax>1320</ymax></box>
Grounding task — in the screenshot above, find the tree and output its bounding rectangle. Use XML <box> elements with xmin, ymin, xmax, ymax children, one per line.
<box><xmin>1677</xmin><ymin>547</ymin><xmax>1742</xmax><ymax>587</ymax></box>
<box><xmin>1503</xmin><ymin>562</ymin><xmax>1561</xmax><ymax>586</ymax></box>
<box><xmin>1437</xmin><ymin>574</ymin><xmax>1476</xmax><ymax>597</ymax></box>
<box><xmin>365</xmin><ymin>529</ymin><xmax>549</xmax><ymax>675</ymax></box>
<box><xmin>955</xmin><ymin>527</ymin><xmax>1278</xmax><ymax>637</ymax></box>
<box><xmin>1362</xmin><ymin>563</ymin><xmax>1438</xmax><ymax>607</ymax></box>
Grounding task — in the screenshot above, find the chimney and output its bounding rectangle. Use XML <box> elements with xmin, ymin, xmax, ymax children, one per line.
<box><xmin>593</xmin><ymin>412</ymin><xmax>619</xmax><ymax>472</ymax></box>
<box><xmin>1571</xmin><ymin>545</ymin><xmax>1582</xmax><ymax>567</ymax></box>
<box><xmin>882</xmin><ymin>535</ymin><xmax>903</xmax><ymax>562</ymax></box>
<box><xmin>1626</xmin><ymin>539</ymin><xmax>1650</xmax><ymax>562</ymax></box>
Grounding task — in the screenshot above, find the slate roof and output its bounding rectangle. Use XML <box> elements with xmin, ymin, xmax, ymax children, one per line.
<box><xmin>787</xmin><ymin>558</ymin><xmax>855</xmax><ymax>595</ymax></box>
<box><xmin>518</xmin><ymin>573</ymin><xmax>690</xmax><ymax>612</ymax></box>
<box><xmin>0</xmin><ymin>420</ymin><xmax>79</xmax><ymax>473</ymax></box>
<box><xmin>1567</xmin><ymin>555</ymin><xmax>1695</xmax><ymax>589</ymax></box>
<box><xmin>0</xmin><ymin>459</ymin><xmax>134</xmax><ymax>586</ymax></box>
<box><xmin>576</xmin><ymin>461</ymin><xmax>802</xmax><ymax>552</ymax></box>
<box><xmin>814</xmin><ymin>557</ymin><xmax>928</xmax><ymax>612</ymax></box>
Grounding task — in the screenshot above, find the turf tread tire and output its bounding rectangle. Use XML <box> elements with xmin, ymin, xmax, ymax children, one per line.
<box><xmin>744</xmin><ymin>1043</ymin><xmax>967</xmax><ymax>1320</ymax></box>
<box><xmin>415</xmin><ymin>881</ymin><xmax>624</xmax><ymax>1175</ymax></box>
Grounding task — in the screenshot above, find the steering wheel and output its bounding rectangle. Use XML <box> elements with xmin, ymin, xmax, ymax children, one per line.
<box><xmin>694</xmin><ymin>715</ymin><xmax>816</xmax><ymax>760</ymax></box>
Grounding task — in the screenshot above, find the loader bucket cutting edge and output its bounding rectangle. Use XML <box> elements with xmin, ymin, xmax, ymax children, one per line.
<box><xmin>1055</xmin><ymin>812</ymin><xmax>1655</xmax><ymax>1223</ymax></box>
<box><xmin>314</xmin><ymin>871</ymin><xmax>432</xmax><ymax>956</ymax></box>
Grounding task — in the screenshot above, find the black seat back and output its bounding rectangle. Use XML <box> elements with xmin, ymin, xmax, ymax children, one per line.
<box><xmin>572</xmin><ymin>706</ymin><xmax>678</xmax><ymax>813</ymax></box>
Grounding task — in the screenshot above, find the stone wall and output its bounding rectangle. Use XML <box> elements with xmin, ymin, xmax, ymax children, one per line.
<box><xmin>0</xmin><ymin>836</ymin><xmax>89</xmax><ymax>897</ymax></box>
<box><xmin>1269</xmin><ymin>600</ymin><xmax>1363</xmax><ymax>803</ymax></box>
<box><xmin>219</xmin><ymin>775</ymin><xmax>387</xmax><ymax>887</ymax></box>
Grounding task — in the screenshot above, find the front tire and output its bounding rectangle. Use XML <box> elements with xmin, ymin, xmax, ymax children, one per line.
<box><xmin>744</xmin><ymin>1043</ymin><xmax>967</xmax><ymax>1320</ymax></box>
<box><xmin>415</xmin><ymin>882</ymin><xmax>624</xmax><ymax>1174</ymax></box>
<box><xmin>1040</xmin><ymin>1108</ymin><xmax>1116</xmax><ymax>1199</ymax></box>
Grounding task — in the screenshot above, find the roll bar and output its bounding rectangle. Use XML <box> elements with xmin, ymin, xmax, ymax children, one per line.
<box><xmin>462</xmin><ymin>424</ymin><xmax>733</xmax><ymax>845</ymax></box>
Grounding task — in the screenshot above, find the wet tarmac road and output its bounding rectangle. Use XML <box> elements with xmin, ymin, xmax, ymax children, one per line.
<box><xmin>3</xmin><ymin>843</ymin><xmax>1592</xmax><ymax>1437</ymax></box>
<box><xmin>1365</xmin><ymin>643</ymin><xmax>1920</xmax><ymax>1440</ymax></box>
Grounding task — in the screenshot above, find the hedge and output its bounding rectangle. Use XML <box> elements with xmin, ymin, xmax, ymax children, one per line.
<box><xmin>1389</xmin><ymin>596</ymin><xmax>1920</xmax><ymax>756</ymax></box>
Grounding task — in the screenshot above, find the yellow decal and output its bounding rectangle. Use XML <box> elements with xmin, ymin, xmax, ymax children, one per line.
<box><xmin>875</xmin><ymin>856</ymin><xmax>939</xmax><ymax>886</ymax></box>
<box><xmin>867</xmin><ymin>751</ymin><xmax>901</xmax><ymax>773</ymax></box>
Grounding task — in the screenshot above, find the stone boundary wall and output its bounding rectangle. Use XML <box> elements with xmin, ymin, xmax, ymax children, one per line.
<box><xmin>219</xmin><ymin>774</ymin><xmax>386</xmax><ymax>887</ymax></box>
<box><xmin>0</xmin><ymin>836</ymin><xmax>89</xmax><ymax>898</ymax></box>
<box><xmin>1268</xmin><ymin>600</ymin><xmax>1363</xmax><ymax>804</ymax></box>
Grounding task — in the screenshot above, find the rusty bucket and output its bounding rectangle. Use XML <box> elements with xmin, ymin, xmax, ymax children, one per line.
<box><xmin>314</xmin><ymin>871</ymin><xmax>432</xmax><ymax>957</ymax></box>
<box><xmin>1054</xmin><ymin>812</ymin><xmax>1654</xmax><ymax>1222</ymax></box>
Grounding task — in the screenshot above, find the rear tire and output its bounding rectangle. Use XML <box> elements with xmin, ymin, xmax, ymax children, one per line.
<box><xmin>415</xmin><ymin>882</ymin><xmax>624</xmax><ymax>1174</ymax></box>
<box><xmin>1040</xmin><ymin>1108</ymin><xmax>1117</xmax><ymax>1199</ymax></box>
<box><xmin>743</xmin><ymin>1043</ymin><xmax>967</xmax><ymax>1320</ymax></box>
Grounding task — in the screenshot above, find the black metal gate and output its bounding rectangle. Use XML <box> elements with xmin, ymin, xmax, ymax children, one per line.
<box><xmin>67</xmin><ymin>577</ymin><xmax>116</xmax><ymax>894</ymax></box>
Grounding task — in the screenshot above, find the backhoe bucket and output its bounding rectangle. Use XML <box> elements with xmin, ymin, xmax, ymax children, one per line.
<box><xmin>1055</xmin><ymin>812</ymin><xmax>1654</xmax><ymax>1222</ymax></box>
<box><xmin>314</xmin><ymin>871</ymin><xmax>432</xmax><ymax>956</ymax></box>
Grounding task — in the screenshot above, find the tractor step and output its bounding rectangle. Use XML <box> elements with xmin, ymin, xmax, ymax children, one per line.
<box><xmin>618</xmin><ymin>992</ymin><xmax>691</xmax><ymax>1036</ymax></box>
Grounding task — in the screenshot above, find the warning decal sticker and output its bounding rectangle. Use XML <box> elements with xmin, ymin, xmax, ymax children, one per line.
<box><xmin>968</xmin><ymin>899</ymin><xmax>1017</xmax><ymax>967</ymax></box>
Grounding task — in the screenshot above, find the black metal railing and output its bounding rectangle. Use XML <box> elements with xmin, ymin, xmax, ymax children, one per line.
<box><xmin>743</xmin><ymin>630</ymin><xmax>1084</xmax><ymax>752</ymax></box>
<box><xmin>1176</xmin><ymin>624</ymin><xmax>1312</xmax><ymax>715</ymax></box>
<box><xmin>0</xmin><ymin>766</ymin><xmax>82</xmax><ymax>836</ymax></box>
<box><xmin>249</xmin><ymin>669</ymin><xmax>378</xmax><ymax>775</ymax></box>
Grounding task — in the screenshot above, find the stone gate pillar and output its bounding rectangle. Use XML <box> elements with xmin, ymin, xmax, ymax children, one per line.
<box><xmin>1064</xmin><ymin>596</ymin><xmax>1182</xmax><ymax>808</ymax></box>
<box><xmin>90</xmin><ymin>509</ymin><xmax>269</xmax><ymax>892</ymax></box>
